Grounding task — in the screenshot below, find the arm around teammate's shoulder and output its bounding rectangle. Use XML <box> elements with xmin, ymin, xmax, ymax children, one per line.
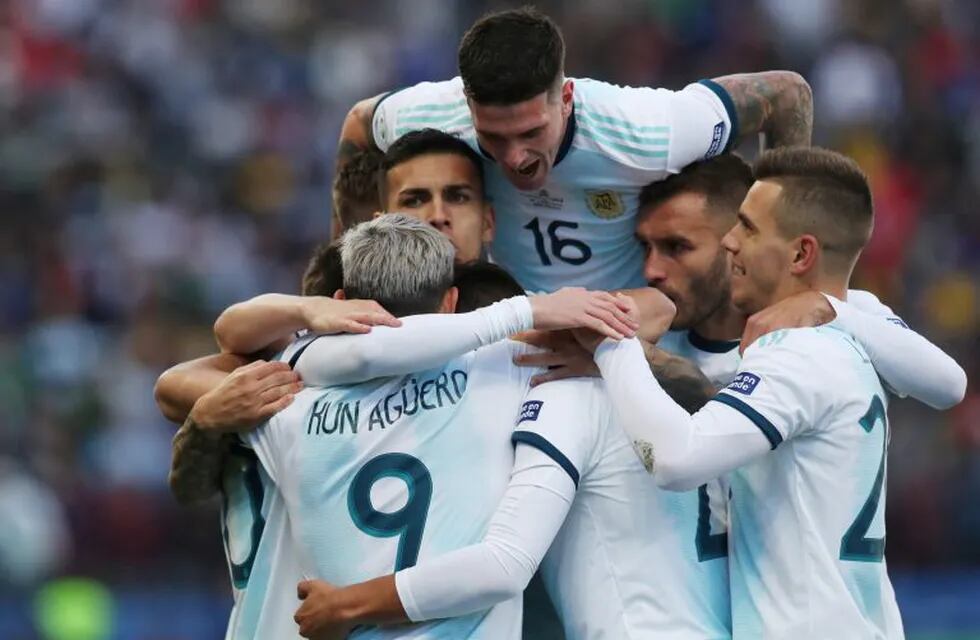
<box><xmin>337</xmin><ymin>94</ymin><xmax>384</xmax><ymax>168</ymax></box>
<box><xmin>711</xmin><ymin>70</ymin><xmax>813</xmax><ymax>148</ymax></box>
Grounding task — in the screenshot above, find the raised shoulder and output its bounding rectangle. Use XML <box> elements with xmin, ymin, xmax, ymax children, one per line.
<box><xmin>371</xmin><ymin>77</ymin><xmax>471</xmax><ymax>150</ymax></box>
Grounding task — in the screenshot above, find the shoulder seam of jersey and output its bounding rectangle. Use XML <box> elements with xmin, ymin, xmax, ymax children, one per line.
<box><xmin>512</xmin><ymin>430</ymin><xmax>580</xmax><ymax>487</ymax></box>
<box><xmin>710</xmin><ymin>393</ymin><xmax>783</xmax><ymax>449</ymax></box>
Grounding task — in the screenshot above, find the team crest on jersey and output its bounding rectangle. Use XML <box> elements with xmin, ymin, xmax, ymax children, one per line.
<box><xmin>727</xmin><ymin>372</ymin><xmax>760</xmax><ymax>396</ymax></box>
<box><xmin>585</xmin><ymin>189</ymin><xmax>625</xmax><ymax>219</ymax></box>
<box><xmin>518</xmin><ymin>400</ymin><xmax>543</xmax><ymax>423</ymax></box>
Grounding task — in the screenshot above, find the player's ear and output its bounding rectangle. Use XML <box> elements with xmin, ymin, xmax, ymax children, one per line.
<box><xmin>439</xmin><ymin>287</ymin><xmax>459</xmax><ymax>314</ymax></box>
<box><xmin>333</xmin><ymin>289</ymin><xmax>347</xmax><ymax>300</ymax></box>
<box><xmin>372</xmin><ymin>210</ymin><xmax>384</xmax><ymax>219</ymax></box>
<box><xmin>790</xmin><ymin>234</ymin><xmax>820</xmax><ymax>277</ymax></box>
<box><xmin>481</xmin><ymin>204</ymin><xmax>495</xmax><ymax>243</ymax></box>
<box><xmin>560</xmin><ymin>79</ymin><xmax>574</xmax><ymax>115</ymax></box>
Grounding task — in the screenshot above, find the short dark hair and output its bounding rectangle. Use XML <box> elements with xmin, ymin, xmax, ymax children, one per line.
<box><xmin>333</xmin><ymin>149</ymin><xmax>382</xmax><ymax>229</ymax></box>
<box><xmin>453</xmin><ymin>261</ymin><xmax>525</xmax><ymax>312</ymax></box>
<box><xmin>458</xmin><ymin>7</ymin><xmax>565</xmax><ymax>105</ymax></box>
<box><xmin>754</xmin><ymin>147</ymin><xmax>874</xmax><ymax>271</ymax></box>
<box><xmin>379</xmin><ymin>129</ymin><xmax>486</xmax><ymax>203</ymax></box>
<box><xmin>638</xmin><ymin>153</ymin><xmax>754</xmax><ymax>221</ymax></box>
<box><xmin>301</xmin><ymin>241</ymin><xmax>344</xmax><ymax>297</ymax></box>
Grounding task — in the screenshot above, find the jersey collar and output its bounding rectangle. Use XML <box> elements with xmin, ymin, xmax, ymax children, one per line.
<box><xmin>687</xmin><ymin>331</ymin><xmax>740</xmax><ymax>354</ymax></box>
<box><xmin>475</xmin><ymin>105</ymin><xmax>577</xmax><ymax>167</ymax></box>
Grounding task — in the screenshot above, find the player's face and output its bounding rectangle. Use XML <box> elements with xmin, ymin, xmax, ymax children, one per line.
<box><xmin>636</xmin><ymin>192</ymin><xmax>732</xmax><ymax>330</ymax></box>
<box><xmin>469</xmin><ymin>81</ymin><xmax>573</xmax><ymax>191</ymax></box>
<box><xmin>384</xmin><ymin>153</ymin><xmax>494</xmax><ymax>263</ymax></box>
<box><xmin>722</xmin><ymin>181</ymin><xmax>794</xmax><ymax>315</ymax></box>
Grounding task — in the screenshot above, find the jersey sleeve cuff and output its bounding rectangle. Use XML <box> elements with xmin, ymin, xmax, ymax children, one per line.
<box><xmin>710</xmin><ymin>393</ymin><xmax>783</xmax><ymax>449</ymax></box>
<box><xmin>394</xmin><ymin>570</ymin><xmax>425</xmax><ymax>622</ymax></box>
<box><xmin>512</xmin><ymin>431</ymin><xmax>580</xmax><ymax>488</ymax></box>
<box><xmin>696</xmin><ymin>79</ymin><xmax>739</xmax><ymax>153</ymax></box>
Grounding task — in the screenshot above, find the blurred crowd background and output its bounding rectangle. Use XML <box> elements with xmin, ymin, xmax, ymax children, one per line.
<box><xmin>0</xmin><ymin>0</ymin><xmax>977</xmax><ymax>638</ymax></box>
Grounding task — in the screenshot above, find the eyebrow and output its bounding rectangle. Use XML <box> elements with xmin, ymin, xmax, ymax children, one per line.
<box><xmin>737</xmin><ymin>211</ymin><xmax>756</xmax><ymax>231</ymax></box>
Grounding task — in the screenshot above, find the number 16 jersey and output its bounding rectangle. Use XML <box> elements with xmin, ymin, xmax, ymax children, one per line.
<box><xmin>373</xmin><ymin>76</ymin><xmax>736</xmax><ymax>292</ymax></box>
<box><xmin>247</xmin><ymin>340</ymin><xmax>537</xmax><ymax>639</ymax></box>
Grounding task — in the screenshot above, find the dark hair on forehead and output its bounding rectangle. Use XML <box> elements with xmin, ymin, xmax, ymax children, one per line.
<box><xmin>458</xmin><ymin>7</ymin><xmax>565</xmax><ymax>105</ymax></box>
<box><xmin>301</xmin><ymin>240</ymin><xmax>344</xmax><ymax>297</ymax></box>
<box><xmin>754</xmin><ymin>147</ymin><xmax>874</xmax><ymax>267</ymax></box>
<box><xmin>379</xmin><ymin>128</ymin><xmax>485</xmax><ymax>202</ymax></box>
<box><xmin>638</xmin><ymin>153</ymin><xmax>754</xmax><ymax>220</ymax></box>
<box><xmin>453</xmin><ymin>261</ymin><xmax>525</xmax><ymax>312</ymax></box>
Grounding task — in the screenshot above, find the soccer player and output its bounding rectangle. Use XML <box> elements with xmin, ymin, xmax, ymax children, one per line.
<box><xmin>376</xmin><ymin>129</ymin><xmax>495</xmax><ymax>263</ymax></box>
<box><xmin>338</xmin><ymin>7</ymin><xmax>814</xmax><ymax>292</ymax></box>
<box><xmin>635</xmin><ymin>154</ymin><xmax>966</xmax><ymax>407</ymax></box>
<box><xmin>288</xmin><ymin>347</ymin><xmax>733</xmax><ymax>640</ymax></box>
<box><xmin>582</xmin><ymin>148</ymin><xmax>929</xmax><ymax>636</ymax></box>
<box><xmin>164</xmin><ymin>242</ymin><xmax>396</xmax><ymax>640</ymax></box>
<box><xmin>241</xmin><ymin>215</ymin><xmax>639</xmax><ymax>638</ymax></box>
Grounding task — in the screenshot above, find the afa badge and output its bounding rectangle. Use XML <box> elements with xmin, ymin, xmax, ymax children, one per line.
<box><xmin>585</xmin><ymin>189</ymin><xmax>626</xmax><ymax>219</ymax></box>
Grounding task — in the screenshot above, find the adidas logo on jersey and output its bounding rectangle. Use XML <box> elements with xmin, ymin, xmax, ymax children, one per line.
<box><xmin>727</xmin><ymin>372</ymin><xmax>760</xmax><ymax>396</ymax></box>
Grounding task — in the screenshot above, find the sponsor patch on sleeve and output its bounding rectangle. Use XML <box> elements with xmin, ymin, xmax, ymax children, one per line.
<box><xmin>705</xmin><ymin>121</ymin><xmax>726</xmax><ymax>159</ymax></box>
<box><xmin>726</xmin><ymin>372</ymin><xmax>760</xmax><ymax>396</ymax></box>
<box><xmin>518</xmin><ymin>400</ymin><xmax>544</xmax><ymax>424</ymax></box>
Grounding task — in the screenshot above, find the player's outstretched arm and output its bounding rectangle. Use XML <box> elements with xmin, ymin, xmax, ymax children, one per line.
<box><xmin>581</xmin><ymin>335</ymin><xmax>771</xmax><ymax>490</ymax></box>
<box><xmin>294</xmin><ymin>289</ymin><xmax>637</xmax><ymax>386</ymax></box>
<box><xmin>712</xmin><ymin>71</ymin><xmax>813</xmax><ymax>149</ymax></box>
<box><xmin>214</xmin><ymin>294</ymin><xmax>399</xmax><ymax>356</ymax></box>
<box><xmin>292</xmin><ymin>446</ymin><xmax>576</xmax><ymax>636</ymax></box>
<box><xmin>739</xmin><ymin>291</ymin><xmax>967</xmax><ymax>410</ymax></box>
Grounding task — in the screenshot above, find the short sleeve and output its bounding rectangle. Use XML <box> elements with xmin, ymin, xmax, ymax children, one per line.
<box><xmin>372</xmin><ymin>78</ymin><xmax>469</xmax><ymax>150</ymax></box>
<box><xmin>710</xmin><ymin>330</ymin><xmax>828</xmax><ymax>447</ymax></box>
<box><xmin>511</xmin><ymin>379</ymin><xmax>603</xmax><ymax>488</ymax></box>
<box><xmin>665</xmin><ymin>81</ymin><xmax>738</xmax><ymax>170</ymax></box>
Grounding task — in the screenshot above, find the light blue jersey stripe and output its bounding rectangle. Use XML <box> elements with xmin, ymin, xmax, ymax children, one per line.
<box><xmin>577</xmin><ymin>114</ymin><xmax>669</xmax><ymax>148</ymax></box>
<box><xmin>402</xmin><ymin>99</ymin><xmax>467</xmax><ymax>114</ymax></box>
<box><xmin>577</xmin><ymin>129</ymin><xmax>670</xmax><ymax>158</ymax></box>
<box><xmin>576</xmin><ymin>108</ymin><xmax>671</xmax><ymax>133</ymax></box>
<box><xmin>397</xmin><ymin>110</ymin><xmax>469</xmax><ymax>126</ymax></box>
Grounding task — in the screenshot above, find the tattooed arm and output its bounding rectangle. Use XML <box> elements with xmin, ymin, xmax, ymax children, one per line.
<box><xmin>163</xmin><ymin>359</ymin><xmax>301</xmax><ymax>504</ymax></box>
<box><xmin>337</xmin><ymin>94</ymin><xmax>385</xmax><ymax>169</ymax></box>
<box><xmin>712</xmin><ymin>71</ymin><xmax>813</xmax><ymax>149</ymax></box>
<box><xmin>643</xmin><ymin>341</ymin><xmax>716</xmax><ymax>413</ymax></box>
<box><xmin>169</xmin><ymin>414</ymin><xmax>232</xmax><ymax>506</ymax></box>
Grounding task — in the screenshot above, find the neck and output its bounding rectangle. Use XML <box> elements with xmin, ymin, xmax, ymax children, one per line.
<box><xmin>692</xmin><ymin>300</ymin><xmax>747</xmax><ymax>342</ymax></box>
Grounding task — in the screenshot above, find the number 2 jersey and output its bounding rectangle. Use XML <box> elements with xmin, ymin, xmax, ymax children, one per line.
<box><xmin>704</xmin><ymin>326</ymin><xmax>904</xmax><ymax>638</ymax></box>
<box><xmin>372</xmin><ymin>76</ymin><xmax>736</xmax><ymax>292</ymax></box>
<box><xmin>246</xmin><ymin>340</ymin><xmax>538</xmax><ymax>639</ymax></box>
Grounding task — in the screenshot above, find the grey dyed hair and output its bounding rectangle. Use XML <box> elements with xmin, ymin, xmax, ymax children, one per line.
<box><xmin>340</xmin><ymin>213</ymin><xmax>456</xmax><ymax>316</ymax></box>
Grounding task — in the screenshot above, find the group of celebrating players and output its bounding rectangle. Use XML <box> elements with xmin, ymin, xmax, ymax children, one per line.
<box><xmin>153</xmin><ymin>8</ymin><xmax>968</xmax><ymax>640</ymax></box>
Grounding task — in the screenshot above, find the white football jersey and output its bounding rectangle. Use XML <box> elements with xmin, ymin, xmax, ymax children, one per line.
<box><xmin>712</xmin><ymin>325</ymin><xmax>904</xmax><ymax>638</ymax></box>
<box><xmin>658</xmin><ymin>330</ymin><xmax>742</xmax><ymax>389</ymax></box>
<box><xmin>247</xmin><ymin>340</ymin><xmax>539</xmax><ymax>639</ymax></box>
<box><xmin>373</xmin><ymin>77</ymin><xmax>736</xmax><ymax>293</ymax></box>
<box><xmin>221</xmin><ymin>446</ymin><xmax>304</xmax><ymax>640</ymax></box>
<box><xmin>223</xmin><ymin>344</ymin><xmax>309</xmax><ymax>640</ymax></box>
<box><xmin>517</xmin><ymin>378</ymin><xmax>731</xmax><ymax>639</ymax></box>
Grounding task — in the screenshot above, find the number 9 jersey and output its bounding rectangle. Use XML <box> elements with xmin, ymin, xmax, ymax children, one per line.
<box><xmin>372</xmin><ymin>76</ymin><xmax>736</xmax><ymax>293</ymax></box>
<box><xmin>246</xmin><ymin>340</ymin><xmax>539</xmax><ymax>639</ymax></box>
